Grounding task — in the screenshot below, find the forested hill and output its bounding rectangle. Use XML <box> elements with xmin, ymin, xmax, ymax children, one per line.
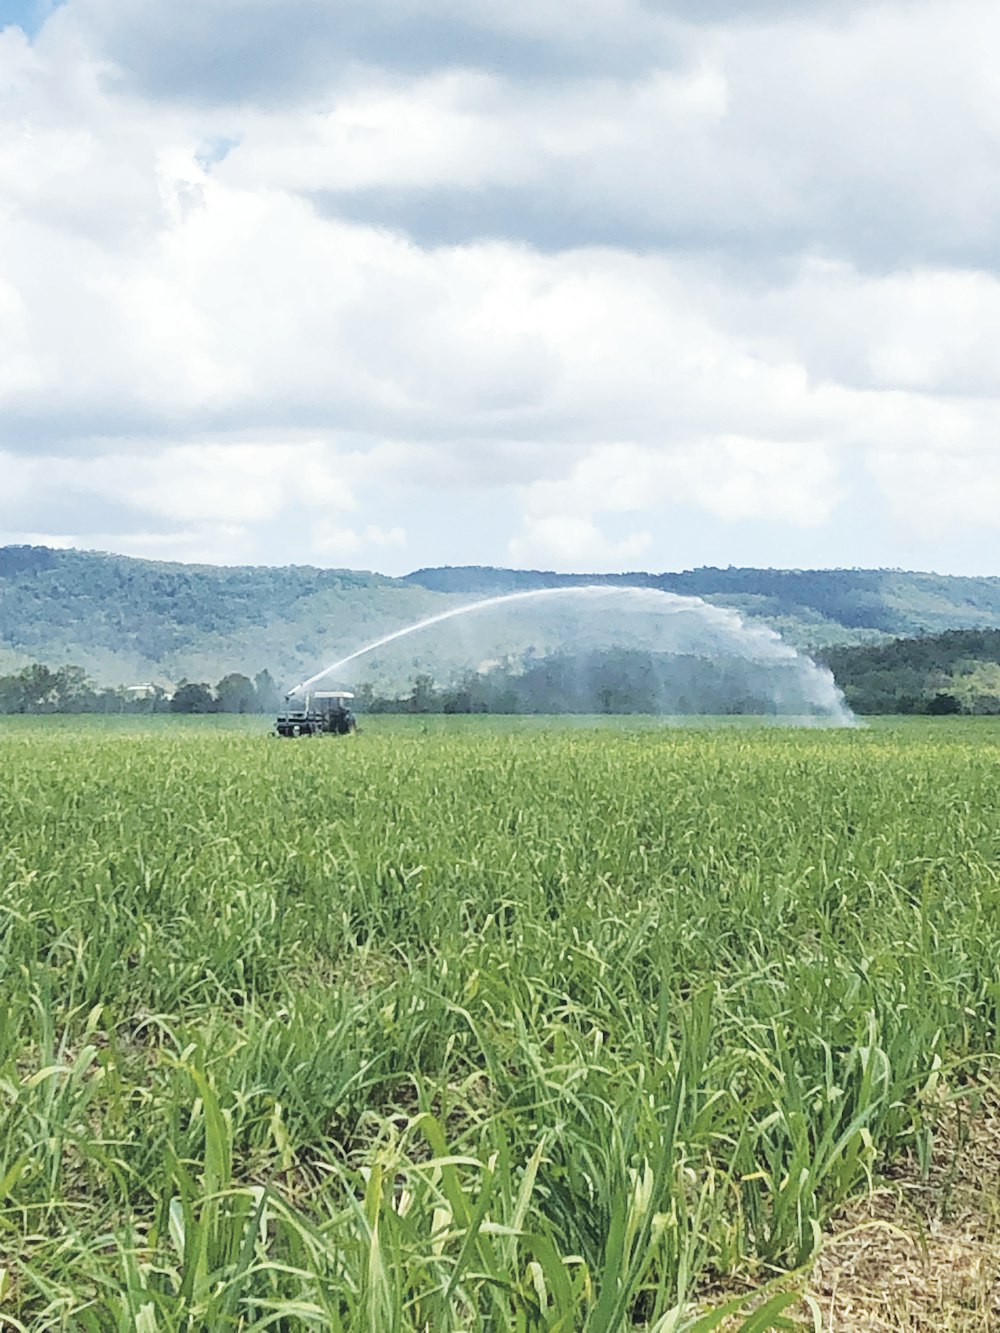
<box><xmin>404</xmin><ymin>566</ymin><xmax>1000</xmax><ymax>647</ymax></box>
<box><xmin>0</xmin><ymin>546</ymin><xmax>452</xmax><ymax>689</ymax></box>
<box><xmin>3</xmin><ymin>544</ymin><xmax>1000</xmax><ymax>689</ymax></box>
<box><xmin>821</xmin><ymin>629</ymin><xmax>1000</xmax><ymax>714</ymax></box>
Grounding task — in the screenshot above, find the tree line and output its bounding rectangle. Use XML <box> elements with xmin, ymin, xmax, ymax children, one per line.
<box><xmin>819</xmin><ymin>628</ymin><xmax>1000</xmax><ymax>714</ymax></box>
<box><xmin>7</xmin><ymin>629</ymin><xmax>1000</xmax><ymax>716</ymax></box>
<box><xmin>1</xmin><ymin>651</ymin><xmax>816</xmax><ymax>717</ymax></box>
<box><xmin>0</xmin><ymin>664</ymin><xmax>283</xmax><ymax>714</ymax></box>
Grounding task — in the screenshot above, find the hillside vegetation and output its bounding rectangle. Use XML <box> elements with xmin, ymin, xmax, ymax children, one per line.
<box><xmin>404</xmin><ymin>565</ymin><xmax>1000</xmax><ymax>646</ymax></box>
<box><xmin>822</xmin><ymin>628</ymin><xmax>1000</xmax><ymax>714</ymax></box>
<box><xmin>4</xmin><ymin>545</ymin><xmax>1000</xmax><ymax>692</ymax></box>
<box><xmin>0</xmin><ymin>545</ymin><xmax>452</xmax><ymax>689</ymax></box>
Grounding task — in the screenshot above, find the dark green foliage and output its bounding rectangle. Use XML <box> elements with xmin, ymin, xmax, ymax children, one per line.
<box><xmin>928</xmin><ymin>692</ymin><xmax>962</xmax><ymax>715</ymax></box>
<box><xmin>170</xmin><ymin>681</ymin><xmax>219</xmax><ymax>713</ymax></box>
<box><xmin>827</xmin><ymin>627</ymin><xmax>1000</xmax><ymax>672</ymax></box>
<box><xmin>0</xmin><ymin>662</ymin><xmax>128</xmax><ymax>713</ymax></box>
<box><xmin>215</xmin><ymin>672</ymin><xmax>259</xmax><ymax>714</ymax></box>
<box><xmin>822</xmin><ymin>628</ymin><xmax>1000</xmax><ymax>714</ymax></box>
<box><xmin>0</xmin><ymin>545</ymin><xmax>55</xmax><ymax>577</ymax></box>
<box><xmin>0</xmin><ymin>660</ymin><xmax>282</xmax><ymax>715</ymax></box>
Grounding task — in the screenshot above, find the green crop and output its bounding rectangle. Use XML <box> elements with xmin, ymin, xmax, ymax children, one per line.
<box><xmin>0</xmin><ymin>714</ymin><xmax>998</xmax><ymax>1330</ymax></box>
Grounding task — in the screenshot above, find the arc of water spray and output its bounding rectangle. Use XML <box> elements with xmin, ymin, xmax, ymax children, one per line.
<box><xmin>289</xmin><ymin>587</ymin><xmax>604</xmax><ymax>695</ymax></box>
<box><xmin>287</xmin><ymin>583</ymin><xmax>854</xmax><ymax>724</ymax></box>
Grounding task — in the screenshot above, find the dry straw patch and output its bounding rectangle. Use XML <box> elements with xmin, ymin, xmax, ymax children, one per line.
<box><xmin>804</xmin><ymin>1078</ymin><xmax>1000</xmax><ymax>1331</ymax></box>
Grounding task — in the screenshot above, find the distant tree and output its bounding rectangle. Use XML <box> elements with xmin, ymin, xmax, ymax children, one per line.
<box><xmin>95</xmin><ymin>687</ymin><xmax>127</xmax><ymax>714</ymax></box>
<box><xmin>137</xmin><ymin>684</ymin><xmax>171</xmax><ymax>714</ymax></box>
<box><xmin>926</xmin><ymin>692</ymin><xmax>962</xmax><ymax>715</ymax></box>
<box><xmin>216</xmin><ymin>673</ymin><xmax>258</xmax><ymax>714</ymax></box>
<box><xmin>53</xmin><ymin>664</ymin><xmax>95</xmax><ymax>712</ymax></box>
<box><xmin>170</xmin><ymin>681</ymin><xmax>217</xmax><ymax>713</ymax></box>
<box><xmin>352</xmin><ymin>682</ymin><xmax>376</xmax><ymax>713</ymax></box>
<box><xmin>19</xmin><ymin>664</ymin><xmax>58</xmax><ymax>711</ymax></box>
<box><xmin>253</xmin><ymin>669</ymin><xmax>281</xmax><ymax>712</ymax></box>
<box><xmin>442</xmin><ymin>687</ymin><xmax>474</xmax><ymax>714</ymax></box>
<box><xmin>408</xmin><ymin>674</ymin><xmax>438</xmax><ymax>713</ymax></box>
<box><xmin>0</xmin><ymin>672</ymin><xmax>25</xmax><ymax>713</ymax></box>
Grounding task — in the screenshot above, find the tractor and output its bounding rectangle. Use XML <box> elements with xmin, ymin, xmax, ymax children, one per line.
<box><xmin>275</xmin><ymin>690</ymin><xmax>357</xmax><ymax>737</ymax></box>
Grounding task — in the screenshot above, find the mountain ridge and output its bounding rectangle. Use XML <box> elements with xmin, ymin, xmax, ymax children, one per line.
<box><xmin>3</xmin><ymin>545</ymin><xmax>1000</xmax><ymax>688</ymax></box>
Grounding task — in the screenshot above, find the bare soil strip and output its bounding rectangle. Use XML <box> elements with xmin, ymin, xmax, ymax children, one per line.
<box><xmin>805</xmin><ymin>1079</ymin><xmax>1000</xmax><ymax>1331</ymax></box>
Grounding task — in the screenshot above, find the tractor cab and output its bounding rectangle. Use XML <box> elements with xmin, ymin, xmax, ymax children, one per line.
<box><xmin>275</xmin><ymin>690</ymin><xmax>356</xmax><ymax>737</ymax></box>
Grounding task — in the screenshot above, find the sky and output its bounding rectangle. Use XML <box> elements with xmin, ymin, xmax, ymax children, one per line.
<box><xmin>1</xmin><ymin>0</ymin><xmax>998</xmax><ymax>577</ymax></box>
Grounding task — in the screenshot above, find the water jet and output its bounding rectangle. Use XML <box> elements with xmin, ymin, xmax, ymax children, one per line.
<box><xmin>286</xmin><ymin>586</ymin><xmax>854</xmax><ymax>724</ymax></box>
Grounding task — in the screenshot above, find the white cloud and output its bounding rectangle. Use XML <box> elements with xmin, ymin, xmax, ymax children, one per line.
<box><xmin>0</xmin><ymin>523</ymin><xmax>256</xmax><ymax>565</ymax></box>
<box><xmin>0</xmin><ymin>439</ymin><xmax>358</xmax><ymax>534</ymax></box>
<box><xmin>0</xmin><ymin>452</ymin><xmax>37</xmax><ymax>502</ymax></box>
<box><xmin>154</xmin><ymin>0</ymin><xmax>1000</xmax><ymax>274</ymax></box>
<box><xmin>217</xmin><ymin>63</ymin><xmax>729</xmax><ymax>199</ymax></box>
<box><xmin>99</xmin><ymin>443</ymin><xmax>358</xmax><ymax>524</ymax></box>
<box><xmin>721</xmin><ymin>259</ymin><xmax>1000</xmax><ymax>398</ymax></box>
<box><xmin>508</xmin><ymin>515</ymin><xmax>651</xmax><ymax>572</ymax></box>
<box><xmin>868</xmin><ymin>446</ymin><xmax>1000</xmax><ymax>534</ymax></box>
<box><xmin>312</xmin><ymin>520</ymin><xmax>407</xmax><ymax>558</ymax></box>
<box><xmin>508</xmin><ymin>439</ymin><xmax>840</xmax><ymax>570</ymax></box>
<box><xmin>1</xmin><ymin>0</ymin><xmax>999</xmax><ymax>574</ymax></box>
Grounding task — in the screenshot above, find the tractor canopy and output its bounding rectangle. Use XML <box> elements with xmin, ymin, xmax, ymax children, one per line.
<box><xmin>275</xmin><ymin>690</ymin><xmax>356</xmax><ymax>737</ymax></box>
